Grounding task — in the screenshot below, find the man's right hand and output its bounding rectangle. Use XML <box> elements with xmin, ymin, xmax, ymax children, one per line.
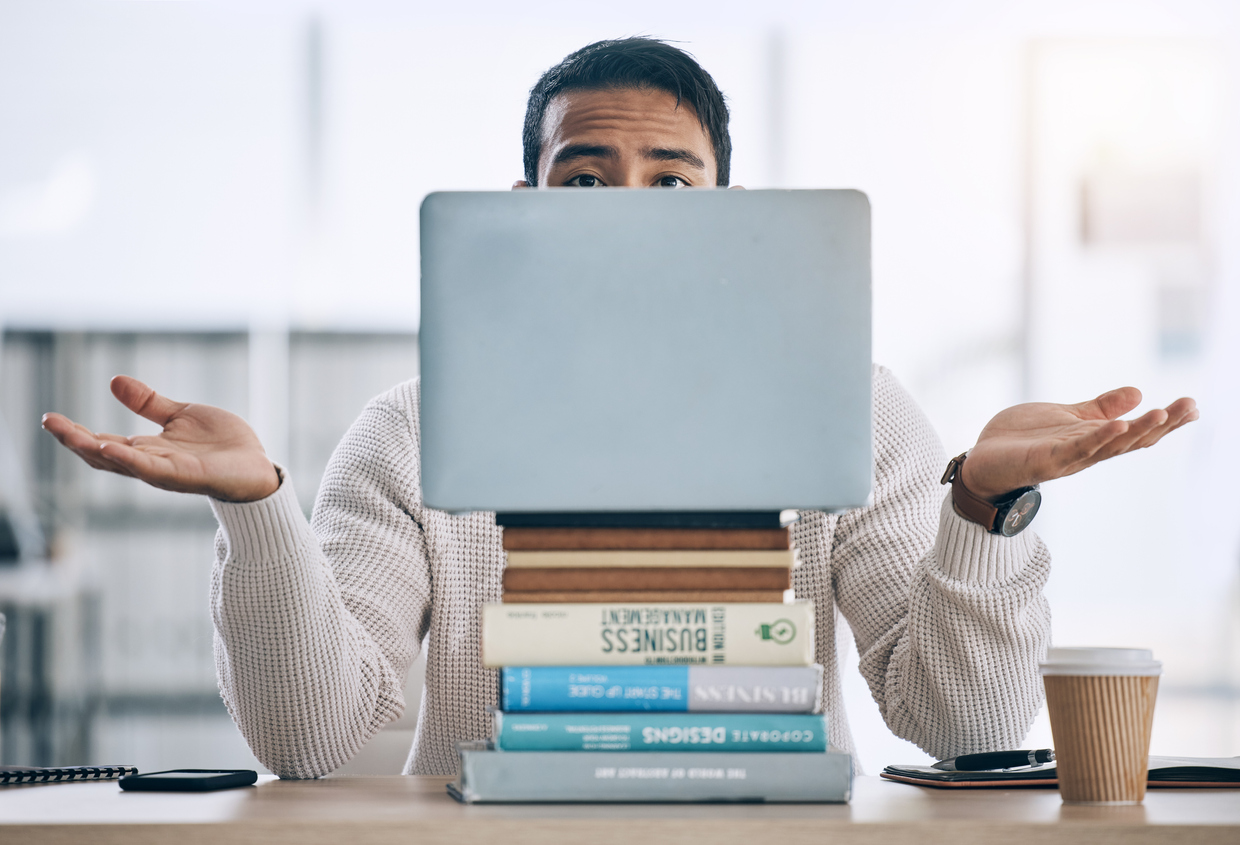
<box><xmin>42</xmin><ymin>375</ymin><xmax>281</xmax><ymax>503</ymax></box>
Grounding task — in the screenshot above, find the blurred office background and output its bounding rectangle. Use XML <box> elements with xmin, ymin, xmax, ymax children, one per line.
<box><xmin>1</xmin><ymin>0</ymin><xmax>1238</xmax><ymax>776</ymax></box>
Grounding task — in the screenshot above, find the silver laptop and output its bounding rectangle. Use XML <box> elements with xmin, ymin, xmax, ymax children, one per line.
<box><xmin>419</xmin><ymin>189</ymin><xmax>872</xmax><ymax>514</ymax></box>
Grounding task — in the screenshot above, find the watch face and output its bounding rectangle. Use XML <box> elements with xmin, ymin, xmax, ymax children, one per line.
<box><xmin>999</xmin><ymin>489</ymin><xmax>1041</xmax><ymax>536</ymax></box>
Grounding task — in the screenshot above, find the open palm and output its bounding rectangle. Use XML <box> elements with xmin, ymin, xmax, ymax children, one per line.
<box><xmin>961</xmin><ymin>386</ymin><xmax>1199</xmax><ymax>501</ymax></box>
<box><xmin>42</xmin><ymin>375</ymin><xmax>280</xmax><ymax>503</ymax></box>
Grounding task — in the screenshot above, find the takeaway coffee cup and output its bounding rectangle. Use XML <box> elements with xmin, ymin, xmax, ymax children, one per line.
<box><xmin>1040</xmin><ymin>647</ymin><xmax>1161</xmax><ymax>804</ymax></box>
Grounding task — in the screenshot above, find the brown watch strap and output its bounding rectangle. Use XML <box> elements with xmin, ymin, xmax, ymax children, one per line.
<box><xmin>941</xmin><ymin>452</ymin><xmax>999</xmax><ymax>531</ymax></box>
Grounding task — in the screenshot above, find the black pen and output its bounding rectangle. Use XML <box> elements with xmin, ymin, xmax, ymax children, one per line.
<box><xmin>932</xmin><ymin>749</ymin><xmax>1055</xmax><ymax>771</ymax></box>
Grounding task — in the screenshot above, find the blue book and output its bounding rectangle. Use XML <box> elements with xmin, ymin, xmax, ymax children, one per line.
<box><xmin>493</xmin><ymin>711</ymin><xmax>829</xmax><ymax>752</ymax></box>
<box><xmin>500</xmin><ymin>665</ymin><xmax>823</xmax><ymax>712</ymax></box>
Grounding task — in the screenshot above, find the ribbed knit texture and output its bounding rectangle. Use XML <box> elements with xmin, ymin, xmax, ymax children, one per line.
<box><xmin>209</xmin><ymin>365</ymin><xmax>1052</xmax><ymax>778</ymax></box>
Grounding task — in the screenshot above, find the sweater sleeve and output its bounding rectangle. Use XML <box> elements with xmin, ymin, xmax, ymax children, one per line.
<box><xmin>208</xmin><ymin>382</ymin><xmax>431</xmax><ymax>779</ymax></box>
<box><xmin>833</xmin><ymin>367</ymin><xmax>1052</xmax><ymax>760</ymax></box>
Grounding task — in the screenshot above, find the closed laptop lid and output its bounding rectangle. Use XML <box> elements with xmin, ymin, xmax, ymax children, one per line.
<box><xmin>419</xmin><ymin>189</ymin><xmax>872</xmax><ymax>513</ymax></box>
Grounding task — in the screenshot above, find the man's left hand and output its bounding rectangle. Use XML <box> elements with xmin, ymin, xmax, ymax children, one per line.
<box><xmin>961</xmin><ymin>387</ymin><xmax>1199</xmax><ymax>502</ymax></box>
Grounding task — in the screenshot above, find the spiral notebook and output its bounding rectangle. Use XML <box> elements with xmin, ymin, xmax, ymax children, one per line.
<box><xmin>0</xmin><ymin>765</ymin><xmax>138</xmax><ymax>785</ymax></box>
<box><xmin>882</xmin><ymin>756</ymin><xmax>1240</xmax><ymax>789</ymax></box>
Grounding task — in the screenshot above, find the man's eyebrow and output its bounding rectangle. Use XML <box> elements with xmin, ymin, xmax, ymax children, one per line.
<box><xmin>645</xmin><ymin>148</ymin><xmax>707</xmax><ymax>170</ymax></box>
<box><xmin>551</xmin><ymin>144</ymin><xmax>619</xmax><ymax>166</ymax></box>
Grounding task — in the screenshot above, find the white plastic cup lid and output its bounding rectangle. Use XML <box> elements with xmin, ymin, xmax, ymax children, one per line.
<box><xmin>1039</xmin><ymin>647</ymin><xmax>1162</xmax><ymax>676</ymax></box>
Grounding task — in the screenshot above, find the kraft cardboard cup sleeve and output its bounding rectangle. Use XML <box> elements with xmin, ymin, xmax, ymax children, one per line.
<box><xmin>1040</xmin><ymin>647</ymin><xmax>1161</xmax><ymax>805</ymax></box>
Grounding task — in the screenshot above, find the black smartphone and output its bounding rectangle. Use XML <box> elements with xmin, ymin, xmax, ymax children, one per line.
<box><xmin>119</xmin><ymin>769</ymin><xmax>258</xmax><ymax>792</ymax></box>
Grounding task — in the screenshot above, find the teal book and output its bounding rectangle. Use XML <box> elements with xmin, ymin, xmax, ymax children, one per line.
<box><xmin>449</xmin><ymin>741</ymin><xmax>853</xmax><ymax>803</ymax></box>
<box><xmin>493</xmin><ymin>711</ymin><xmax>828</xmax><ymax>752</ymax></box>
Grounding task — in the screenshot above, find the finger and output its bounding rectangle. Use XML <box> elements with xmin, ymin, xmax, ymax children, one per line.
<box><xmin>97</xmin><ymin>441</ymin><xmax>181</xmax><ymax>487</ymax></box>
<box><xmin>1103</xmin><ymin>397</ymin><xmax>1197</xmax><ymax>451</ymax></box>
<box><xmin>43</xmin><ymin>414</ymin><xmax>103</xmax><ymax>452</ymax></box>
<box><xmin>70</xmin><ymin>441</ymin><xmax>137</xmax><ymax>476</ymax></box>
<box><xmin>110</xmin><ymin>376</ymin><xmax>188</xmax><ymax>427</ymax></box>
<box><xmin>44</xmin><ymin>412</ymin><xmax>152</xmax><ymax>447</ymax></box>
<box><xmin>62</xmin><ymin>422</ymin><xmax>132</xmax><ymax>455</ymax></box>
<box><xmin>41</xmin><ymin>414</ymin><xmax>134</xmax><ymax>472</ymax></box>
<box><xmin>41</xmin><ymin>412</ymin><xmax>84</xmax><ymax>442</ymax></box>
<box><xmin>82</xmin><ymin>451</ymin><xmax>138</xmax><ymax>477</ymax></box>
<box><xmin>1173</xmin><ymin>406</ymin><xmax>1201</xmax><ymax>428</ymax></box>
<box><xmin>1090</xmin><ymin>408</ymin><xmax>1169</xmax><ymax>460</ymax></box>
<box><xmin>1130</xmin><ymin>406</ymin><xmax>1170</xmax><ymax>433</ymax></box>
<box><xmin>1132</xmin><ymin>402</ymin><xmax>1200</xmax><ymax>449</ymax></box>
<box><xmin>1166</xmin><ymin>396</ymin><xmax>1197</xmax><ymax>417</ymax></box>
<box><xmin>1162</xmin><ymin>397</ymin><xmax>1199</xmax><ymax>431</ymax></box>
<box><xmin>1055</xmin><ymin>418</ymin><xmax>1129</xmax><ymax>469</ymax></box>
<box><xmin>1076</xmin><ymin>386</ymin><xmax>1142</xmax><ymax>421</ymax></box>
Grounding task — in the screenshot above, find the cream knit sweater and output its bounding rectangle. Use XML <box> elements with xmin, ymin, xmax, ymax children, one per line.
<box><xmin>208</xmin><ymin>366</ymin><xmax>1051</xmax><ymax>778</ymax></box>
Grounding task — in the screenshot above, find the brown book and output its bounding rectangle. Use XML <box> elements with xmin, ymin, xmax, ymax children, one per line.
<box><xmin>503</xmin><ymin>566</ymin><xmax>792</xmax><ymax>592</ymax></box>
<box><xmin>501</xmin><ymin>589</ymin><xmax>789</xmax><ymax>604</ymax></box>
<box><xmin>505</xmin><ymin>550</ymin><xmax>797</xmax><ymax>569</ymax></box>
<box><xmin>501</xmin><ymin>526</ymin><xmax>790</xmax><ymax>551</ymax></box>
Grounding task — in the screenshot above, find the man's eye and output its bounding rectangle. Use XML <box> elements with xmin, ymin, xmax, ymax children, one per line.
<box><xmin>566</xmin><ymin>174</ymin><xmax>603</xmax><ymax>187</ymax></box>
<box><xmin>657</xmin><ymin>176</ymin><xmax>687</xmax><ymax>188</ymax></box>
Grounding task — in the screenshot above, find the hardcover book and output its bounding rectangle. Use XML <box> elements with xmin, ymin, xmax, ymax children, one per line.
<box><xmin>502</xmin><ymin>566</ymin><xmax>793</xmax><ymax>592</ymax></box>
<box><xmin>481</xmin><ymin>602</ymin><xmax>815</xmax><ymax>667</ymax></box>
<box><xmin>493</xmin><ymin>512</ymin><xmax>789</xmax><ymax>530</ymax></box>
<box><xmin>500</xmin><ymin>665</ymin><xmax>824</xmax><ymax>713</ymax></box>
<box><xmin>493</xmin><ymin>711</ymin><xmax>828</xmax><ymax>752</ymax></box>
<box><xmin>501</xmin><ymin>526</ymin><xmax>791</xmax><ymax>551</ymax></box>
<box><xmin>449</xmin><ymin>742</ymin><xmax>853</xmax><ymax>803</ymax></box>
<box><xmin>502</xmin><ymin>590</ymin><xmax>790</xmax><ymax>604</ymax></box>
<box><xmin>504</xmin><ymin>550</ymin><xmax>798</xmax><ymax>569</ymax></box>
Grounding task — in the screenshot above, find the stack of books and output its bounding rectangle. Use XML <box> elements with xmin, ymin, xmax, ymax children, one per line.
<box><xmin>449</xmin><ymin>513</ymin><xmax>854</xmax><ymax>803</ymax></box>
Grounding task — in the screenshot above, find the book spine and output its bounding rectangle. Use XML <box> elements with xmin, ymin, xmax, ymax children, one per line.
<box><xmin>452</xmin><ymin>744</ymin><xmax>853</xmax><ymax>803</ymax></box>
<box><xmin>501</xmin><ymin>527</ymin><xmax>791</xmax><ymax>551</ymax></box>
<box><xmin>504</xmin><ymin>550</ymin><xmax>797</xmax><ymax>569</ymax></box>
<box><xmin>500</xmin><ymin>665</ymin><xmax>823</xmax><ymax>713</ymax></box>
<box><xmin>494</xmin><ymin>512</ymin><xmax>787</xmax><ymax>530</ymax></box>
<box><xmin>481</xmin><ymin>602</ymin><xmax>814</xmax><ymax>667</ymax></box>
<box><xmin>502</xmin><ymin>566</ymin><xmax>793</xmax><ymax>591</ymax></box>
<box><xmin>495</xmin><ymin>712</ymin><xmax>828</xmax><ymax>752</ymax></box>
<box><xmin>502</xmin><ymin>589</ymin><xmax>790</xmax><ymax>604</ymax></box>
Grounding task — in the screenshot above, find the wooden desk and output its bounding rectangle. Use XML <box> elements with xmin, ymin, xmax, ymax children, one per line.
<box><xmin>2</xmin><ymin>775</ymin><xmax>1237</xmax><ymax>845</ymax></box>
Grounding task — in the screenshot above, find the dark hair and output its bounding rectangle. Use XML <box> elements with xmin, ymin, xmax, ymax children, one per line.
<box><xmin>522</xmin><ymin>38</ymin><xmax>731</xmax><ymax>187</ymax></box>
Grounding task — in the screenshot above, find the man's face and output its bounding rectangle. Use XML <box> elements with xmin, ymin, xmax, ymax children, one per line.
<box><xmin>524</xmin><ymin>87</ymin><xmax>718</xmax><ymax>189</ymax></box>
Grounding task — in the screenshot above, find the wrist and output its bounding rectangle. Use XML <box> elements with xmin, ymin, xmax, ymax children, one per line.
<box><xmin>942</xmin><ymin>452</ymin><xmax>1041</xmax><ymax>537</ymax></box>
<box><xmin>211</xmin><ymin>463</ymin><xmax>282</xmax><ymax>503</ymax></box>
<box><xmin>958</xmin><ymin>459</ymin><xmax>1008</xmax><ymax>504</ymax></box>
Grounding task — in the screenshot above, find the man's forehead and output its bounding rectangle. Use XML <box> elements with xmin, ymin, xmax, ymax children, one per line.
<box><xmin>543</xmin><ymin>87</ymin><xmax>705</xmax><ymax>142</ymax></box>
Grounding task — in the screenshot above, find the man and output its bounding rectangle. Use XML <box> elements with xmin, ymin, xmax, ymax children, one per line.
<box><xmin>42</xmin><ymin>38</ymin><xmax>1197</xmax><ymax>778</ymax></box>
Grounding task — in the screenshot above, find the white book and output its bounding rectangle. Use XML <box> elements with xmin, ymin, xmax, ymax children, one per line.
<box><xmin>449</xmin><ymin>742</ymin><xmax>854</xmax><ymax>803</ymax></box>
<box><xmin>481</xmin><ymin>602</ymin><xmax>814</xmax><ymax>667</ymax></box>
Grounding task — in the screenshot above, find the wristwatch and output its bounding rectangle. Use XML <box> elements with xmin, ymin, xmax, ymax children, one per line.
<box><xmin>941</xmin><ymin>452</ymin><xmax>1041</xmax><ymax>537</ymax></box>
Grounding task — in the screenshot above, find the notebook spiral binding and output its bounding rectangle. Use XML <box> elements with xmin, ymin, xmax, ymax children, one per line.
<box><xmin>0</xmin><ymin>765</ymin><xmax>139</xmax><ymax>784</ymax></box>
